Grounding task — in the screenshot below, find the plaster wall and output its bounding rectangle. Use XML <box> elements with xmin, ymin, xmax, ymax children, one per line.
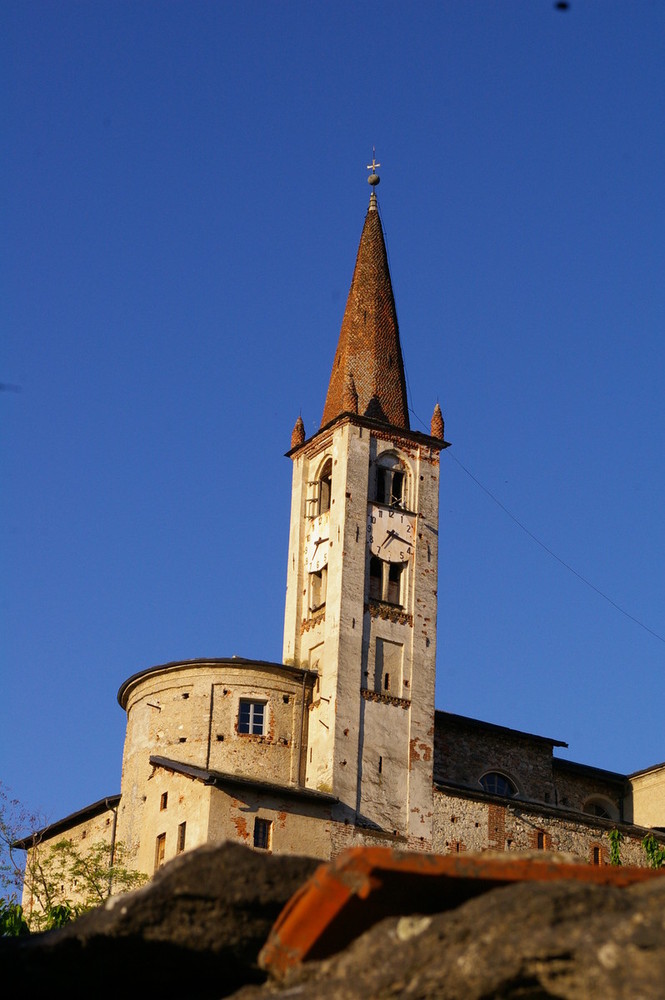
<box><xmin>140</xmin><ymin>767</ymin><xmax>211</xmax><ymax>875</ymax></box>
<box><xmin>206</xmin><ymin>785</ymin><xmax>332</xmax><ymax>860</ymax></box>
<box><xmin>117</xmin><ymin>660</ymin><xmax>312</xmax><ymax>858</ymax></box>
<box><xmin>21</xmin><ymin>805</ymin><xmax>117</xmax><ymax>917</ymax></box>
<box><xmin>629</xmin><ymin>764</ymin><xmax>665</xmax><ymax>828</ymax></box>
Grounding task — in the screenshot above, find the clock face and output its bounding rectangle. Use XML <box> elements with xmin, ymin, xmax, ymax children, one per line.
<box><xmin>367</xmin><ymin>504</ymin><xmax>415</xmax><ymax>562</ymax></box>
<box><xmin>305</xmin><ymin>511</ymin><xmax>330</xmax><ymax>571</ymax></box>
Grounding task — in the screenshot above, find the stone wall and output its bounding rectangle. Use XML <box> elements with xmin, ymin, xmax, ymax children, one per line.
<box><xmin>434</xmin><ymin>712</ymin><xmax>558</xmax><ymax>804</ymax></box>
<box><xmin>433</xmin><ymin>785</ymin><xmax>663</xmax><ymax>867</ymax></box>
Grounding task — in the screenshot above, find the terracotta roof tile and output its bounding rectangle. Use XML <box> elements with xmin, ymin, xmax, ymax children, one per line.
<box><xmin>321</xmin><ymin>198</ymin><xmax>409</xmax><ymax>430</ymax></box>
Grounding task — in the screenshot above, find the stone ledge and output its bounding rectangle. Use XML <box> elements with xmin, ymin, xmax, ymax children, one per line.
<box><xmin>361</xmin><ymin>688</ymin><xmax>411</xmax><ymax>709</ymax></box>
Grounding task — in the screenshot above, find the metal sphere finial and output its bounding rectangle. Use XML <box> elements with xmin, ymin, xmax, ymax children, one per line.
<box><xmin>366</xmin><ymin>147</ymin><xmax>381</xmax><ymax>186</ymax></box>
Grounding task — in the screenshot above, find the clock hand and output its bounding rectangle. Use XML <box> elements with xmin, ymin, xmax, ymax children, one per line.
<box><xmin>378</xmin><ymin>530</ymin><xmax>397</xmax><ymax>550</ymax></box>
<box><xmin>383</xmin><ymin>529</ymin><xmax>412</xmax><ymax>547</ymax></box>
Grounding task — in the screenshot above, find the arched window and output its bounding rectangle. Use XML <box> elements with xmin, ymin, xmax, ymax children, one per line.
<box><xmin>318</xmin><ymin>459</ymin><xmax>332</xmax><ymax>514</ymax></box>
<box><xmin>374</xmin><ymin>454</ymin><xmax>406</xmax><ymax>509</ymax></box>
<box><xmin>583</xmin><ymin>797</ymin><xmax>617</xmax><ymax>821</ymax></box>
<box><xmin>479</xmin><ymin>772</ymin><xmax>517</xmax><ymax>798</ymax></box>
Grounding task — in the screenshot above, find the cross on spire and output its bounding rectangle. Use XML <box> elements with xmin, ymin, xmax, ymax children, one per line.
<box><xmin>366</xmin><ymin>147</ymin><xmax>381</xmax><ymax>175</ymax></box>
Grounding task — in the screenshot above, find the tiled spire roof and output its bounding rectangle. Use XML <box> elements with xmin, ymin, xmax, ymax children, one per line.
<box><xmin>291</xmin><ymin>415</ymin><xmax>305</xmax><ymax>448</ymax></box>
<box><xmin>321</xmin><ymin>193</ymin><xmax>409</xmax><ymax>430</ymax></box>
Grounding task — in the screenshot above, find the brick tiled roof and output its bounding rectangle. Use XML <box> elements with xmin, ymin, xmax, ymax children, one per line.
<box><xmin>321</xmin><ymin>196</ymin><xmax>409</xmax><ymax>430</ymax></box>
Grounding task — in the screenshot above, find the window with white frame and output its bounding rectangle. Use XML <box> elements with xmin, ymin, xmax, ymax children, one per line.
<box><xmin>253</xmin><ymin>817</ymin><xmax>272</xmax><ymax>851</ymax></box>
<box><xmin>238</xmin><ymin>699</ymin><xmax>266</xmax><ymax>735</ymax></box>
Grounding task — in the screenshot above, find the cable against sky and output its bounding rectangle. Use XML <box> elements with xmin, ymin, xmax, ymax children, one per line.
<box><xmin>406</xmin><ymin>399</ymin><xmax>664</xmax><ymax>646</ymax></box>
<box><xmin>447</xmin><ymin>450</ymin><xmax>665</xmax><ymax>646</ymax></box>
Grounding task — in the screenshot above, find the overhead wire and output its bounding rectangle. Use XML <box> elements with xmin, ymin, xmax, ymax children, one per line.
<box><xmin>407</xmin><ymin>403</ymin><xmax>665</xmax><ymax>646</ymax></box>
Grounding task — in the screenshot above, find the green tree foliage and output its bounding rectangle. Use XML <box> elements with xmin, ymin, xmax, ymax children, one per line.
<box><xmin>0</xmin><ymin>897</ymin><xmax>30</xmax><ymax>936</ymax></box>
<box><xmin>22</xmin><ymin>837</ymin><xmax>148</xmax><ymax>931</ymax></box>
<box><xmin>642</xmin><ymin>832</ymin><xmax>665</xmax><ymax>869</ymax></box>
<box><xmin>608</xmin><ymin>828</ymin><xmax>623</xmax><ymax>866</ymax></box>
<box><xmin>1</xmin><ymin>782</ymin><xmax>147</xmax><ymax>933</ymax></box>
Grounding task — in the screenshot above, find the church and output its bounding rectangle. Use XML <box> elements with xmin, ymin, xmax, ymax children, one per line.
<box><xmin>17</xmin><ymin>168</ymin><xmax>665</xmax><ymax>908</ymax></box>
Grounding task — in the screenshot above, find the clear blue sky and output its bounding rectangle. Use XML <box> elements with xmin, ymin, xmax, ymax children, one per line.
<box><xmin>2</xmin><ymin>2</ymin><xmax>664</xmax><ymax>828</ymax></box>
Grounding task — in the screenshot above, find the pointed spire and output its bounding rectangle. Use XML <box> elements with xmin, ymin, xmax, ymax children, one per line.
<box><xmin>291</xmin><ymin>415</ymin><xmax>305</xmax><ymax>449</ymax></box>
<box><xmin>431</xmin><ymin>402</ymin><xmax>444</xmax><ymax>440</ymax></box>
<box><xmin>321</xmin><ymin>167</ymin><xmax>409</xmax><ymax>430</ymax></box>
<box><xmin>342</xmin><ymin>372</ymin><xmax>358</xmax><ymax>414</ymax></box>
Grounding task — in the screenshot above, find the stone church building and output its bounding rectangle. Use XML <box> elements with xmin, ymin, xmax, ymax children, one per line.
<box><xmin>18</xmin><ymin>172</ymin><xmax>665</xmax><ymax>908</ymax></box>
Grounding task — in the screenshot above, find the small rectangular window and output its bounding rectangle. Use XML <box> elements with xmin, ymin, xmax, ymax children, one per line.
<box><xmin>387</xmin><ymin>562</ymin><xmax>403</xmax><ymax>605</ymax></box>
<box><xmin>310</xmin><ymin>566</ymin><xmax>328</xmax><ymax>611</ymax></box>
<box><xmin>238</xmin><ymin>699</ymin><xmax>266</xmax><ymax>735</ymax></box>
<box><xmin>160</xmin><ymin>792</ymin><xmax>168</xmax><ymax>811</ymax></box>
<box><xmin>254</xmin><ymin>818</ymin><xmax>272</xmax><ymax>851</ymax></box>
<box><xmin>177</xmin><ymin>822</ymin><xmax>186</xmax><ymax>854</ymax></box>
<box><xmin>536</xmin><ymin>831</ymin><xmax>545</xmax><ymax>850</ymax></box>
<box><xmin>369</xmin><ymin>557</ymin><xmax>383</xmax><ymax>601</ymax></box>
<box><xmin>391</xmin><ymin>471</ymin><xmax>404</xmax><ymax>507</ymax></box>
<box><xmin>155</xmin><ymin>833</ymin><xmax>166</xmax><ymax>872</ymax></box>
<box><xmin>369</xmin><ymin>559</ymin><xmax>405</xmax><ymax>606</ymax></box>
<box><xmin>377</xmin><ymin>467</ymin><xmax>389</xmax><ymax>505</ymax></box>
<box><xmin>592</xmin><ymin>845</ymin><xmax>601</xmax><ymax>866</ymax></box>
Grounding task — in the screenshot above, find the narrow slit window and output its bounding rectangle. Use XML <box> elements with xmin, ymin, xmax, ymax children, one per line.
<box><xmin>369</xmin><ymin>557</ymin><xmax>382</xmax><ymax>601</ymax></box>
<box><xmin>318</xmin><ymin>460</ymin><xmax>332</xmax><ymax>514</ymax></box>
<box><xmin>177</xmin><ymin>822</ymin><xmax>186</xmax><ymax>854</ymax></box>
<box><xmin>154</xmin><ymin>833</ymin><xmax>166</xmax><ymax>872</ymax></box>
<box><xmin>160</xmin><ymin>792</ymin><xmax>168</xmax><ymax>811</ymax></box>
<box><xmin>387</xmin><ymin>562</ymin><xmax>403</xmax><ymax>605</ymax></box>
<box><xmin>390</xmin><ymin>470</ymin><xmax>404</xmax><ymax>507</ymax></box>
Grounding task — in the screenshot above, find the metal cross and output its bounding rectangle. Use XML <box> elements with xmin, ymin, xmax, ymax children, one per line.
<box><xmin>366</xmin><ymin>148</ymin><xmax>381</xmax><ymax>174</ymax></box>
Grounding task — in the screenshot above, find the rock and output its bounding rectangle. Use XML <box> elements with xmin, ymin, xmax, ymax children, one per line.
<box><xmin>3</xmin><ymin>843</ymin><xmax>664</xmax><ymax>999</ymax></box>
<box><xmin>237</xmin><ymin>875</ymin><xmax>665</xmax><ymax>999</ymax></box>
<box><xmin>0</xmin><ymin>842</ymin><xmax>320</xmax><ymax>1000</ymax></box>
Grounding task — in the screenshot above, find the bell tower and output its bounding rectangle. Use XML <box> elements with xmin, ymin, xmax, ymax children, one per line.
<box><xmin>283</xmin><ymin>163</ymin><xmax>448</xmax><ymax>848</ymax></box>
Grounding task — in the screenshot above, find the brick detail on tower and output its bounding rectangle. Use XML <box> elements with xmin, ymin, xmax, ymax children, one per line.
<box><xmin>321</xmin><ymin>200</ymin><xmax>409</xmax><ymax>430</ymax></box>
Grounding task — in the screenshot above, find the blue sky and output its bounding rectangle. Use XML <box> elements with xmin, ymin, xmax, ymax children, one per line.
<box><xmin>2</xmin><ymin>2</ymin><xmax>664</xmax><ymax>828</ymax></box>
